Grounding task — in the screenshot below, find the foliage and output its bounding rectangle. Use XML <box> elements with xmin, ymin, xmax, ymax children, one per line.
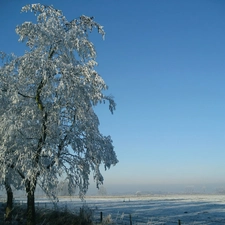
<box><xmin>0</xmin><ymin>3</ymin><xmax>118</xmax><ymax>202</ymax></box>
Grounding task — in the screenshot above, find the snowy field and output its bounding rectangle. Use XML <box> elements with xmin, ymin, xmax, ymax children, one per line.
<box><xmin>12</xmin><ymin>195</ymin><xmax>225</xmax><ymax>224</ymax></box>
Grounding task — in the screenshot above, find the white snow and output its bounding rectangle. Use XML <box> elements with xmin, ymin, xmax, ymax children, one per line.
<box><xmin>13</xmin><ymin>194</ymin><xmax>225</xmax><ymax>224</ymax></box>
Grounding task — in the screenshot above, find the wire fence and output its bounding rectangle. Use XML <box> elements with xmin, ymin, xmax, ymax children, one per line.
<box><xmin>93</xmin><ymin>210</ymin><xmax>183</xmax><ymax>225</ymax></box>
<box><xmin>2</xmin><ymin>198</ymin><xmax>225</xmax><ymax>225</ymax></box>
<box><xmin>12</xmin><ymin>199</ymin><xmax>182</xmax><ymax>224</ymax></box>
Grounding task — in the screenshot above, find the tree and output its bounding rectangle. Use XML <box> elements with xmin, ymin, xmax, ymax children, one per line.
<box><xmin>57</xmin><ymin>181</ymin><xmax>69</xmax><ymax>196</ymax></box>
<box><xmin>2</xmin><ymin>169</ymin><xmax>23</xmax><ymax>221</ymax></box>
<box><xmin>0</xmin><ymin>54</ymin><xmax>24</xmax><ymax>221</ymax></box>
<box><xmin>98</xmin><ymin>185</ymin><xmax>107</xmax><ymax>196</ymax></box>
<box><xmin>0</xmin><ymin>4</ymin><xmax>118</xmax><ymax>225</ymax></box>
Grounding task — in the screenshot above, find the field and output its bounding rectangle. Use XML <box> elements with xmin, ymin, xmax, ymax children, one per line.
<box><xmin>31</xmin><ymin>194</ymin><xmax>225</xmax><ymax>224</ymax></box>
<box><xmin>87</xmin><ymin>195</ymin><xmax>225</xmax><ymax>224</ymax></box>
<box><xmin>2</xmin><ymin>194</ymin><xmax>225</xmax><ymax>224</ymax></box>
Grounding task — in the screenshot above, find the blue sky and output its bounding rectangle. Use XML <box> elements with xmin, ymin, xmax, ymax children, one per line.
<box><xmin>1</xmin><ymin>0</ymin><xmax>225</xmax><ymax>194</ymax></box>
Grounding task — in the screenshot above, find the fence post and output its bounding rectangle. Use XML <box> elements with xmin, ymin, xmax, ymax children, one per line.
<box><xmin>100</xmin><ymin>212</ymin><xmax>103</xmax><ymax>223</ymax></box>
<box><xmin>64</xmin><ymin>202</ymin><xmax>67</xmax><ymax>212</ymax></box>
<box><xmin>178</xmin><ymin>219</ymin><xmax>181</xmax><ymax>225</ymax></box>
<box><xmin>129</xmin><ymin>214</ymin><xmax>132</xmax><ymax>225</ymax></box>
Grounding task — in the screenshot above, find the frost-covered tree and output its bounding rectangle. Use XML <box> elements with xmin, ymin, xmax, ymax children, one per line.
<box><xmin>0</xmin><ymin>53</ymin><xmax>24</xmax><ymax>221</ymax></box>
<box><xmin>0</xmin><ymin>4</ymin><xmax>118</xmax><ymax>225</ymax></box>
<box><xmin>98</xmin><ymin>185</ymin><xmax>107</xmax><ymax>196</ymax></box>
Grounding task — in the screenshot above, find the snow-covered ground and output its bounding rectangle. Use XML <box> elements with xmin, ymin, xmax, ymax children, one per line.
<box><xmin>12</xmin><ymin>195</ymin><xmax>225</xmax><ymax>224</ymax></box>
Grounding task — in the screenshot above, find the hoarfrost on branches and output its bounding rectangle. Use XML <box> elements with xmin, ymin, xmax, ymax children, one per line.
<box><xmin>0</xmin><ymin>3</ymin><xmax>118</xmax><ymax>201</ymax></box>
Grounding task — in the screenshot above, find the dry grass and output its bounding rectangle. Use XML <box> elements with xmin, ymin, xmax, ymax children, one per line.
<box><xmin>36</xmin><ymin>208</ymin><xmax>93</xmax><ymax>225</ymax></box>
<box><xmin>0</xmin><ymin>203</ymin><xmax>94</xmax><ymax>225</ymax></box>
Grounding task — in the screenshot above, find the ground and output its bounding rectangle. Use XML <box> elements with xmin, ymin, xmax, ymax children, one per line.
<box><xmin>1</xmin><ymin>194</ymin><xmax>225</xmax><ymax>224</ymax></box>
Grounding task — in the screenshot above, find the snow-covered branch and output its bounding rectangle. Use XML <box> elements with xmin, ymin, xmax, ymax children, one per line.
<box><xmin>0</xmin><ymin>5</ymin><xmax>118</xmax><ymax>218</ymax></box>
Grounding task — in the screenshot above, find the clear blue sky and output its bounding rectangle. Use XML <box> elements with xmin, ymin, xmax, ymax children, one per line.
<box><xmin>1</xmin><ymin>0</ymin><xmax>225</xmax><ymax>193</ymax></box>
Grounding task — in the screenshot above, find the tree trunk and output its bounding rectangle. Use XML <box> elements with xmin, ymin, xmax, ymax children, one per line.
<box><xmin>26</xmin><ymin>181</ymin><xmax>36</xmax><ymax>225</ymax></box>
<box><xmin>4</xmin><ymin>179</ymin><xmax>13</xmax><ymax>221</ymax></box>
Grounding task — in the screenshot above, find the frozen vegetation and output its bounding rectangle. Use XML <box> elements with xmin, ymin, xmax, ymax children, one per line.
<box><xmin>2</xmin><ymin>194</ymin><xmax>225</xmax><ymax>224</ymax></box>
<box><xmin>0</xmin><ymin>3</ymin><xmax>117</xmax><ymax>225</ymax></box>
